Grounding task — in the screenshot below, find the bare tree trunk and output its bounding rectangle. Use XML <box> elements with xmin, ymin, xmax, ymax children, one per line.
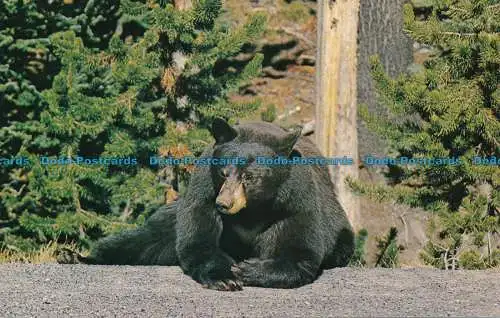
<box><xmin>316</xmin><ymin>0</ymin><xmax>360</xmax><ymax>230</ymax></box>
<box><xmin>357</xmin><ymin>0</ymin><xmax>413</xmax><ymax>158</ymax></box>
<box><xmin>174</xmin><ymin>0</ymin><xmax>193</xmax><ymax>10</ymax></box>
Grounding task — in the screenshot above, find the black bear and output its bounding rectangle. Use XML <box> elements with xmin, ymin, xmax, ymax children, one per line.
<box><xmin>58</xmin><ymin>118</ymin><xmax>354</xmax><ymax>291</ymax></box>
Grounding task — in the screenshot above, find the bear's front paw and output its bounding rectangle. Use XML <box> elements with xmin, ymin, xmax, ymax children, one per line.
<box><xmin>231</xmin><ymin>258</ymin><xmax>269</xmax><ymax>286</ymax></box>
<box><xmin>189</xmin><ymin>254</ymin><xmax>243</xmax><ymax>291</ymax></box>
<box><xmin>232</xmin><ymin>258</ymin><xmax>320</xmax><ymax>288</ymax></box>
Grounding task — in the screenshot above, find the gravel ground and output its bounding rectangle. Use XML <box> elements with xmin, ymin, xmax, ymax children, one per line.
<box><xmin>0</xmin><ymin>264</ymin><xmax>499</xmax><ymax>317</ymax></box>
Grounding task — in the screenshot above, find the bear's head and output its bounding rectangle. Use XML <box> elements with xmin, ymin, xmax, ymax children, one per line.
<box><xmin>209</xmin><ymin>118</ymin><xmax>301</xmax><ymax>215</ymax></box>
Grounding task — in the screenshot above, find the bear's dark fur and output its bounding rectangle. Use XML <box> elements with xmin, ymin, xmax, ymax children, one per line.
<box><xmin>58</xmin><ymin>119</ymin><xmax>354</xmax><ymax>291</ymax></box>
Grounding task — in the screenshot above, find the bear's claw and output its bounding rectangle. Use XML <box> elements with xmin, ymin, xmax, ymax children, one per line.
<box><xmin>203</xmin><ymin>279</ymin><xmax>243</xmax><ymax>291</ymax></box>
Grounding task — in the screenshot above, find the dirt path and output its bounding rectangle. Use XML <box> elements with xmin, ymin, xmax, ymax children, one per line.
<box><xmin>0</xmin><ymin>265</ymin><xmax>499</xmax><ymax>317</ymax></box>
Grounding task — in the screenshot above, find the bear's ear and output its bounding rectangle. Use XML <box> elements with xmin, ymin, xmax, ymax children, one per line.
<box><xmin>276</xmin><ymin>126</ymin><xmax>302</xmax><ymax>157</ymax></box>
<box><xmin>211</xmin><ymin>117</ymin><xmax>238</xmax><ymax>144</ymax></box>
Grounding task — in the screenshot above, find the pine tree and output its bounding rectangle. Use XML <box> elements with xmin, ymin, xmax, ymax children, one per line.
<box><xmin>0</xmin><ymin>0</ymin><xmax>265</xmax><ymax>252</ymax></box>
<box><xmin>353</xmin><ymin>0</ymin><xmax>499</xmax><ymax>269</ymax></box>
<box><xmin>349</xmin><ymin>228</ymin><xmax>369</xmax><ymax>267</ymax></box>
<box><xmin>375</xmin><ymin>227</ymin><xmax>400</xmax><ymax>268</ymax></box>
<box><xmin>1</xmin><ymin>0</ymin><xmax>121</xmax><ymax>250</ymax></box>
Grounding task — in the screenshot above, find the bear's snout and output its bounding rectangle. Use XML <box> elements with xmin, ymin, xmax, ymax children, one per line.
<box><xmin>215</xmin><ymin>179</ymin><xmax>247</xmax><ymax>215</ymax></box>
<box><xmin>215</xmin><ymin>200</ymin><xmax>233</xmax><ymax>214</ymax></box>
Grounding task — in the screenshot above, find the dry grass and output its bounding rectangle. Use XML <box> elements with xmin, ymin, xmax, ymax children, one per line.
<box><xmin>0</xmin><ymin>241</ymin><xmax>83</xmax><ymax>264</ymax></box>
<box><xmin>276</xmin><ymin>0</ymin><xmax>311</xmax><ymax>25</ymax></box>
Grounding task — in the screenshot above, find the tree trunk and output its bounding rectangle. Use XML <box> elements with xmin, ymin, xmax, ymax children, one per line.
<box><xmin>357</xmin><ymin>0</ymin><xmax>413</xmax><ymax>158</ymax></box>
<box><xmin>316</xmin><ymin>0</ymin><xmax>360</xmax><ymax>230</ymax></box>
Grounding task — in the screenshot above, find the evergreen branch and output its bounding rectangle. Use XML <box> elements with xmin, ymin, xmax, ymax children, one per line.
<box><xmin>440</xmin><ymin>31</ymin><xmax>500</xmax><ymax>37</ymax></box>
<box><xmin>73</xmin><ymin>192</ymin><xmax>126</xmax><ymax>227</ymax></box>
<box><xmin>76</xmin><ymin>209</ymin><xmax>113</xmax><ymax>225</ymax></box>
<box><xmin>3</xmin><ymin>185</ymin><xmax>26</xmax><ymax>198</ymax></box>
<box><xmin>375</xmin><ymin>227</ymin><xmax>398</xmax><ymax>268</ymax></box>
<box><xmin>440</xmin><ymin>32</ymin><xmax>476</xmax><ymax>37</ymax></box>
<box><xmin>486</xmin><ymin>4</ymin><xmax>500</xmax><ymax>10</ymax></box>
